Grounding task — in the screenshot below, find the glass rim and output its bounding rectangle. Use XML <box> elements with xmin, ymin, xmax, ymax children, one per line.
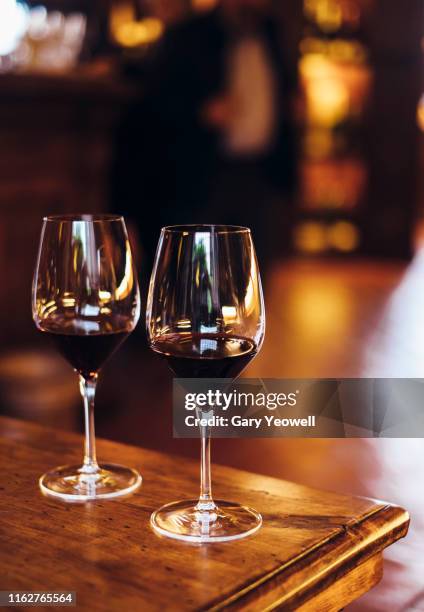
<box><xmin>161</xmin><ymin>224</ymin><xmax>251</xmax><ymax>234</ymax></box>
<box><xmin>43</xmin><ymin>214</ymin><xmax>124</xmax><ymax>223</ymax></box>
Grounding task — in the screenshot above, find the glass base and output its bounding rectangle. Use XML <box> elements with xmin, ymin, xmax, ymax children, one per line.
<box><xmin>39</xmin><ymin>463</ymin><xmax>142</xmax><ymax>502</ymax></box>
<box><xmin>150</xmin><ymin>500</ymin><xmax>262</xmax><ymax>542</ymax></box>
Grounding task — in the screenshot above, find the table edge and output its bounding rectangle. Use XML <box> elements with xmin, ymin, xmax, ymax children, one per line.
<box><xmin>206</xmin><ymin>503</ymin><xmax>410</xmax><ymax>611</ymax></box>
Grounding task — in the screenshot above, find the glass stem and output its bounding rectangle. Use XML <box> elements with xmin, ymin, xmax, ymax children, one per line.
<box><xmin>79</xmin><ymin>374</ymin><xmax>100</xmax><ymax>474</ymax></box>
<box><xmin>196</xmin><ymin>429</ymin><xmax>217</xmax><ymax>513</ymax></box>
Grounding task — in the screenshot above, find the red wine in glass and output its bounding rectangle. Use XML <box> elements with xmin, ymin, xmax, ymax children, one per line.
<box><xmin>39</xmin><ymin>314</ymin><xmax>131</xmax><ymax>380</ymax></box>
<box><xmin>151</xmin><ymin>332</ymin><xmax>257</xmax><ymax>379</ymax></box>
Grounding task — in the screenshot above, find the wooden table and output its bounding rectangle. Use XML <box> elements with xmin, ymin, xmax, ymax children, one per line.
<box><xmin>0</xmin><ymin>417</ymin><xmax>409</xmax><ymax>611</ymax></box>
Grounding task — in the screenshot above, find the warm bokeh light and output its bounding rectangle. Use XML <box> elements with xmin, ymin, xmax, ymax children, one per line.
<box><xmin>110</xmin><ymin>3</ymin><xmax>163</xmax><ymax>48</ymax></box>
<box><xmin>417</xmin><ymin>93</ymin><xmax>424</xmax><ymax>131</ymax></box>
<box><xmin>301</xmin><ymin>159</ymin><xmax>367</xmax><ymax>209</ymax></box>
<box><xmin>294</xmin><ymin>220</ymin><xmax>360</xmax><ymax>253</ymax></box>
<box><xmin>304</xmin><ymin>0</ymin><xmax>343</xmax><ymax>33</ymax></box>
<box><xmin>300</xmin><ymin>55</ymin><xmax>350</xmax><ymax>128</ymax></box>
<box><xmin>192</xmin><ymin>0</ymin><xmax>219</xmax><ymax>11</ymax></box>
<box><xmin>298</xmin><ymin>0</ymin><xmax>371</xmax><ymax>254</ymax></box>
<box><xmin>308</xmin><ymin>79</ymin><xmax>349</xmax><ymax>126</ymax></box>
<box><xmin>300</xmin><ymin>37</ymin><xmax>367</xmax><ymax>64</ymax></box>
<box><xmin>113</xmin><ymin>17</ymin><xmax>164</xmax><ymax>48</ymax></box>
<box><xmin>109</xmin><ymin>1</ymin><xmax>134</xmax><ymax>36</ymax></box>
<box><xmin>327</xmin><ymin>221</ymin><xmax>360</xmax><ymax>251</ymax></box>
<box><xmin>294</xmin><ymin>221</ymin><xmax>327</xmax><ymax>253</ymax></box>
<box><xmin>303</xmin><ymin>128</ymin><xmax>334</xmax><ymax>159</ymax></box>
<box><xmin>304</xmin><ymin>0</ymin><xmax>361</xmax><ymax>33</ymax></box>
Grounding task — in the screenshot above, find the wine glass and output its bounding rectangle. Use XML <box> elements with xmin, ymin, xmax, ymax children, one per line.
<box><xmin>146</xmin><ymin>225</ymin><xmax>265</xmax><ymax>542</ymax></box>
<box><xmin>32</xmin><ymin>214</ymin><xmax>142</xmax><ymax>501</ymax></box>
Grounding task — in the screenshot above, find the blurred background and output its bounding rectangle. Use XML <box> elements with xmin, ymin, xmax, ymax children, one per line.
<box><xmin>0</xmin><ymin>0</ymin><xmax>424</xmax><ymax>609</ymax></box>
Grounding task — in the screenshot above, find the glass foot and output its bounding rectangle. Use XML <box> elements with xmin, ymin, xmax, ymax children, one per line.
<box><xmin>150</xmin><ymin>499</ymin><xmax>262</xmax><ymax>542</ymax></box>
<box><xmin>39</xmin><ymin>463</ymin><xmax>142</xmax><ymax>501</ymax></box>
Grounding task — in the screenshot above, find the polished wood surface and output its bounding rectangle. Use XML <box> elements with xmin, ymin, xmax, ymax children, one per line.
<box><xmin>0</xmin><ymin>416</ymin><xmax>409</xmax><ymax>611</ymax></box>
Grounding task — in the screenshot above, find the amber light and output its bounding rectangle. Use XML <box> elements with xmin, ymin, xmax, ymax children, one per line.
<box><xmin>110</xmin><ymin>3</ymin><xmax>163</xmax><ymax>48</ymax></box>
<box><xmin>192</xmin><ymin>0</ymin><xmax>218</xmax><ymax>11</ymax></box>
<box><xmin>417</xmin><ymin>94</ymin><xmax>424</xmax><ymax>131</ymax></box>
<box><xmin>294</xmin><ymin>221</ymin><xmax>360</xmax><ymax>253</ymax></box>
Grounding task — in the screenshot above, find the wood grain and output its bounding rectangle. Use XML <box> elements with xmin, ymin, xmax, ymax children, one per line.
<box><xmin>0</xmin><ymin>417</ymin><xmax>409</xmax><ymax>611</ymax></box>
<box><xmin>294</xmin><ymin>554</ymin><xmax>383</xmax><ymax>612</ymax></box>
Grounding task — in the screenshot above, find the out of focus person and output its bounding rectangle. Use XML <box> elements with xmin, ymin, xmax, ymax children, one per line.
<box><xmin>112</xmin><ymin>0</ymin><xmax>298</xmax><ymax>264</ymax></box>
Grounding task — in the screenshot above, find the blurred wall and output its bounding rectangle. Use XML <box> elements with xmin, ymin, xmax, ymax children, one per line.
<box><xmin>0</xmin><ymin>73</ymin><xmax>132</xmax><ymax>343</ymax></box>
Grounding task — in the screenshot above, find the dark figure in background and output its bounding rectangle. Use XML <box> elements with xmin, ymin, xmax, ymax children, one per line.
<box><xmin>112</xmin><ymin>0</ymin><xmax>298</xmax><ymax>266</ymax></box>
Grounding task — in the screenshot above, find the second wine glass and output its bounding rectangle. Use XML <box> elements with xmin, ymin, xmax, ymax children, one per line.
<box><xmin>147</xmin><ymin>225</ymin><xmax>265</xmax><ymax>542</ymax></box>
<box><xmin>32</xmin><ymin>214</ymin><xmax>141</xmax><ymax>501</ymax></box>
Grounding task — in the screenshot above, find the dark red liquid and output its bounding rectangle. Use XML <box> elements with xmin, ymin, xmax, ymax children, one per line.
<box><xmin>151</xmin><ymin>333</ymin><xmax>257</xmax><ymax>378</ymax></box>
<box><xmin>39</xmin><ymin>316</ymin><xmax>130</xmax><ymax>378</ymax></box>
